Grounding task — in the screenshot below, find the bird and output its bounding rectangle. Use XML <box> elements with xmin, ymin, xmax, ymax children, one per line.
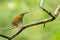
<box><xmin>12</xmin><ymin>12</ymin><xmax>29</xmax><ymax>28</ymax></box>
<box><xmin>0</xmin><ymin>12</ymin><xmax>29</xmax><ymax>30</ymax></box>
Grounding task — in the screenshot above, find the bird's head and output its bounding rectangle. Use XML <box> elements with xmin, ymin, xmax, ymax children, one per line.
<box><xmin>20</xmin><ymin>12</ymin><xmax>29</xmax><ymax>17</ymax></box>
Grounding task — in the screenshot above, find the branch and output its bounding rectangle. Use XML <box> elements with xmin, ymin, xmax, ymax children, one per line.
<box><xmin>10</xmin><ymin>0</ymin><xmax>60</xmax><ymax>39</ymax></box>
<box><xmin>40</xmin><ymin>0</ymin><xmax>60</xmax><ymax>18</ymax></box>
<box><xmin>0</xmin><ymin>0</ymin><xmax>60</xmax><ymax>40</ymax></box>
<box><xmin>40</xmin><ymin>0</ymin><xmax>55</xmax><ymax>18</ymax></box>
<box><xmin>0</xmin><ymin>34</ymin><xmax>10</xmax><ymax>39</ymax></box>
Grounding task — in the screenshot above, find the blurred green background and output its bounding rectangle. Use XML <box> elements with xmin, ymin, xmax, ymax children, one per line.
<box><xmin>0</xmin><ymin>0</ymin><xmax>60</xmax><ymax>40</ymax></box>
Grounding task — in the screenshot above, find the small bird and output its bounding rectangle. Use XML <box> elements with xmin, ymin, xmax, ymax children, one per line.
<box><xmin>0</xmin><ymin>12</ymin><xmax>29</xmax><ymax>30</ymax></box>
<box><xmin>12</xmin><ymin>12</ymin><xmax>29</xmax><ymax>27</ymax></box>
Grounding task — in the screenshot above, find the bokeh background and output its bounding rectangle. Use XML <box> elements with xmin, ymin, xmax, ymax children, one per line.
<box><xmin>0</xmin><ymin>0</ymin><xmax>60</xmax><ymax>40</ymax></box>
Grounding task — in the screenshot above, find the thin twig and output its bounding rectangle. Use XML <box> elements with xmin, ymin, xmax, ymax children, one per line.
<box><xmin>0</xmin><ymin>34</ymin><xmax>10</xmax><ymax>39</ymax></box>
<box><xmin>40</xmin><ymin>0</ymin><xmax>55</xmax><ymax>18</ymax></box>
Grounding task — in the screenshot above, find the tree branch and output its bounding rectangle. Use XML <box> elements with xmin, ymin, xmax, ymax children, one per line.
<box><xmin>10</xmin><ymin>0</ymin><xmax>60</xmax><ymax>39</ymax></box>
<box><xmin>40</xmin><ymin>0</ymin><xmax>55</xmax><ymax>18</ymax></box>
<box><xmin>0</xmin><ymin>0</ymin><xmax>60</xmax><ymax>40</ymax></box>
<box><xmin>0</xmin><ymin>34</ymin><xmax>10</xmax><ymax>39</ymax></box>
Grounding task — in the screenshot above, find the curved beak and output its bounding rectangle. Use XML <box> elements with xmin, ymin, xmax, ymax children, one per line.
<box><xmin>23</xmin><ymin>12</ymin><xmax>29</xmax><ymax>15</ymax></box>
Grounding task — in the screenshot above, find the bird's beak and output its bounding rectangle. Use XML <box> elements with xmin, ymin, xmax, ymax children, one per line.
<box><xmin>23</xmin><ymin>12</ymin><xmax>29</xmax><ymax>15</ymax></box>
